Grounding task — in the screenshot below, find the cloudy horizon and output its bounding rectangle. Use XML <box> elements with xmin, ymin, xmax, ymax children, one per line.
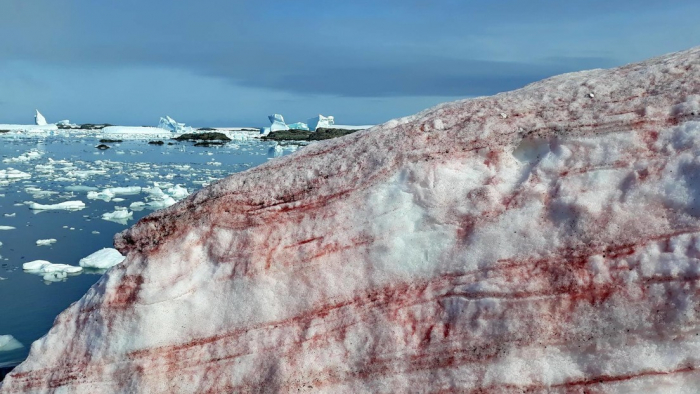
<box><xmin>1</xmin><ymin>0</ymin><xmax>698</xmax><ymax>127</ymax></box>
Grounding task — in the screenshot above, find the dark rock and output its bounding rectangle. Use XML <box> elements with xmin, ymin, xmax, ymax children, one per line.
<box><xmin>197</xmin><ymin>127</ymin><xmax>217</xmax><ymax>131</ymax></box>
<box><xmin>96</xmin><ymin>144</ymin><xmax>110</xmax><ymax>150</ymax></box>
<box><xmin>174</xmin><ymin>132</ymin><xmax>231</xmax><ymax>142</ymax></box>
<box><xmin>148</xmin><ymin>140</ymin><xmax>165</xmax><ymax>145</ymax></box>
<box><xmin>262</xmin><ymin>128</ymin><xmax>364</xmax><ymax>141</ymax></box>
<box><xmin>99</xmin><ymin>139</ymin><xmax>122</xmax><ymax>143</ymax></box>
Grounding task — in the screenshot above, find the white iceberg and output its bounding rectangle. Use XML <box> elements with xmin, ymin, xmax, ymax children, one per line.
<box><xmin>0</xmin><ymin>335</ymin><xmax>23</xmax><ymax>352</ymax></box>
<box><xmin>307</xmin><ymin>114</ymin><xmax>334</xmax><ymax>131</ymax></box>
<box><xmin>36</xmin><ymin>239</ymin><xmax>57</xmax><ymax>246</ymax></box>
<box><xmin>268</xmin><ymin>114</ymin><xmax>289</xmax><ymax>132</ymax></box>
<box><xmin>35</xmin><ymin>109</ymin><xmax>47</xmax><ymax>126</ymax></box>
<box><xmin>29</xmin><ymin>201</ymin><xmax>86</xmax><ymax>211</ymax></box>
<box><xmin>79</xmin><ymin>248</ymin><xmax>125</xmax><ymax>269</ymax></box>
<box><xmin>157</xmin><ymin>116</ymin><xmax>193</xmax><ymax>133</ymax></box>
<box><xmin>0</xmin><ymin>226</ymin><xmax>15</xmax><ymax>230</ymax></box>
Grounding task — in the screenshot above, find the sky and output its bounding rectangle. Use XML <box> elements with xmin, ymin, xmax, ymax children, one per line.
<box><xmin>0</xmin><ymin>0</ymin><xmax>698</xmax><ymax>127</ymax></box>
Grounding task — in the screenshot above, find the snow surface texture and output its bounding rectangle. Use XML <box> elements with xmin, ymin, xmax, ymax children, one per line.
<box><xmin>4</xmin><ymin>48</ymin><xmax>700</xmax><ymax>393</ymax></box>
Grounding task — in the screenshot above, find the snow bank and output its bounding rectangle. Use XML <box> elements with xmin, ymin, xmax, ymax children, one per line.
<box><xmin>4</xmin><ymin>47</ymin><xmax>700</xmax><ymax>393</ymax></box>
<box><xmin>78</xmin><ymin>248</ymin><xmax>125</xmax><ymax>269</ymax></box>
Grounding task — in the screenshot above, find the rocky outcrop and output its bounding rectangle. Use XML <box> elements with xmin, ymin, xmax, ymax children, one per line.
<box><xmin>3</xmin><ymin>48</ymin><xmax>700</xmax><ymax>393</ymax></box>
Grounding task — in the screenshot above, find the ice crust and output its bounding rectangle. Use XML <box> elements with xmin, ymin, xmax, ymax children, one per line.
<box><xmin>3</xmin><ymin>48</ymin><xmax>700</xmax><ymax>393</ymax></box>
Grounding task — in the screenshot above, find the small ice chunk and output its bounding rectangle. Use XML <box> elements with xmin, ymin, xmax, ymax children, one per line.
<box><xmin>102</xmin><ymin>207</ymin><xmax>133</xmax><ymax>222</ymax></box>
<box><xmin>0</xmin><ymin>335</ymin><xmax>23</xmax><ymax>352</ymax></box>
<box><xmin>36</xmin><ymin>239</ymin><xmax>57</xmax><ymax>246</ymax></box>
<box><xmin>167</xmin><ymin>185</ymin><xmax>189</xmax><ymax>199</ymax></box>
<box><xmin>79</xmin><ymin>248</ymin><xmax>125</xmax><ymax>269</ymax></box>
<box><xmin>0</xmin><ymin>226</ymin><xmax>15</xmax><ymax>230</ymax></box>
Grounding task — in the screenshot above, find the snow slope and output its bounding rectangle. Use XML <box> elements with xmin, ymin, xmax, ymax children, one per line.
<box><xmin>3</xmin><ymin>47</ymin><xmax>700</xmax><ymax>393</ymax></box>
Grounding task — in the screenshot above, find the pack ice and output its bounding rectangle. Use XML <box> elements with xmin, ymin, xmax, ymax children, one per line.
<box><xmin>3</xmin><ymin>47</ymin><xmax>700</xmax><ymax>393</ymax></box>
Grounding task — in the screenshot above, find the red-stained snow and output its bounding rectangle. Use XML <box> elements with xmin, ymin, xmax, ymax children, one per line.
<box><xmin>3</xmin><ymin>47</ymin><xmax>700</xmax><ymax>393</ymax></box>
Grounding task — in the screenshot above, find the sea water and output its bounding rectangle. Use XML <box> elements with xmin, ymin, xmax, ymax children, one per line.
<box><xmin>0</xmin><ymin>136</ymin><xmax>297</xmax><ymax>367</ymax></box>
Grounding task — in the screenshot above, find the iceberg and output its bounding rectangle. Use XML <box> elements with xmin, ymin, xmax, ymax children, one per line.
<box><xmin>22</xmin><ymin>260</ymin><xmax>83</xmax><ymax>280</ymax></box>
<box><xmin>157</xmin><ymin>116</ymin><xmax>193</xmax><ymax>133</ymax></box>
<box><xmin>4</xmin><ymin>47</ymin><xmax>700</xmax><ymax>393</ymax></box>
<box><xmin>34</xmin><ymin>110</ymin><xmax>47</xmax><ymax>126</ymax></box>
<box><xmin>307</xmin><ymin>114</ymin><xmax>334</xmax><ymax>131</ymax></box>
<box><xmin>268</xmin><ymin>114</ymin><xmax>289</xmax><ymax>132</ymax></box>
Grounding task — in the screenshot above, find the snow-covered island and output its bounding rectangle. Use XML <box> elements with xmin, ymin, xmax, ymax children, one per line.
<box><xmin>3</xmin><ymin>47</ymin><xmax>700</xmax><ymax>393</ymax></box>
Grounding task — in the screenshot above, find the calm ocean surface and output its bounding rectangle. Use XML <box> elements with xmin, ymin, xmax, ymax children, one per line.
<box><xmin>0</xmin><ymin>136</ymin><xmax>295</xmax><ymax>367</ymax></box>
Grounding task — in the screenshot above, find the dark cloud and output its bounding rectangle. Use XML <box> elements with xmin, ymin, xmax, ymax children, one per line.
<box><xmin>0</xmin><ymin>0</ymin><xmax>697</xmax><ymax>101</ymax></box>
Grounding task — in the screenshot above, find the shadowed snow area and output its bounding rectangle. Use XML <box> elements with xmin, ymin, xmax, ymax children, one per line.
<box><xmin>3</xmin><ymin>47</ymin><xmax>700</xmax><ymax>393</ymax></box>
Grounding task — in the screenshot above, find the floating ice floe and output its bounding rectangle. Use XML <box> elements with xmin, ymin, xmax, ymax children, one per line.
<box><xmin>167</xmin><ymin>185</ymin><xmax>189</xmax><ymax>199</ymax></box>
<box><xmin>101</xmin><ymin>207</ymin><xmax>133</xmax><ymax>224</ymax></box>
<box><xmin>87</xmin><ymin>186</ymin><xmax>142</xmax><ymax>202</ymax></box>
<box><xmin>0</xmin><ymin>335</ymin><xmax>23</xmax><ymax>352</ymax></box>
<box><xmin>78</xmin><ymin>248</ymin><xmax>125</xmax><ymax>269</ymax></box>
<box><xmin>36</xmin><ymin>239</ymin><xmax>57</xmax><ymax>246</ymax></box>
<box><xmin>0</xmin><ymin>168</ymin><xmax>31</xmax><ymax>180</ymax></box>
<box><xmin>3</xmin><ymin>149</ymin><xmax>44</xmax><ymax>163</ymax></box>
<box><xmin>0</xmin><ymin>226</ymin><xmax>15</xmax><ymax>230</ymax></box>
<box><xmin>23</xmin><ymin>260</ymin><xmax>82</xmax><ymax>282</ymax></box>
<box><xmin>101</xmin><ymin>126</ymin><xmax>173</xmax><ymax>140</ymax></box>
<box><xmin>28</xmin><ymin>201</ymin><xmax>86</xmax><ymax>211</ymax></box>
